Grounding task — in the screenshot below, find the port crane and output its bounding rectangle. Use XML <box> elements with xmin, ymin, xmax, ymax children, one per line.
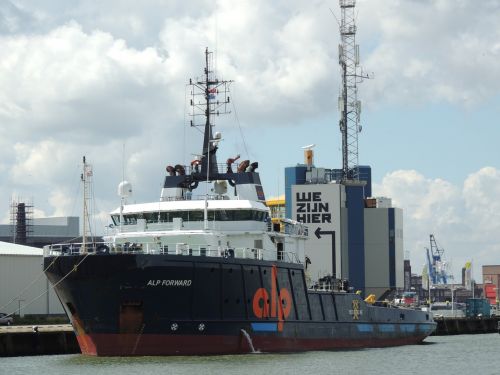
<box><xmin>425</xmin><ymin>234</ymin><xmax>449</xmax><ymax>285</ymax></box>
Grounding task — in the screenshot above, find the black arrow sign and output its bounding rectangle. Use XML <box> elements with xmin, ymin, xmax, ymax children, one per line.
<box><xmin>314</xmin><ymin>227</ymin><xmax>334</xmax><ymax>239</ymax></box>
<box><xmin>314</xmin><ymin>227</ymin><xmax>336</xmax><ymax>279</ymax></box>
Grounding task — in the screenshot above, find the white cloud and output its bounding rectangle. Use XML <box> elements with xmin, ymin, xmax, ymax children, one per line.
<box><xmin>0</xmin><ymin>18</ymin><xmax>188</xmax><ymax>220</ymax></box>
<box><xmin>10</xmin><ymin>140</ymin><xmax>72</xmax><ymax>184</ymax></box>
<box><xmin>0</xmin><ymin>0</ymin><xmax>498</xmax><ymax>282</ymax></box>
<box><xmin>0</xmin><ymin>22</ymin><xmax>171</xmax><ymax>143</ymax></box>
<box><xmin>463</xmin><ymin>167</ymin><xmax>500</xmax><ymax>232</ymax></box>
<box><xmin>48</xmin><ymin>188</ymin><xmax>73</xmax><ymax>217</ymax></box>
<box><xmin>374</xmin><ymin>168</ymin><xmax>500</xmax><ymax>282</ymax></box>
<box><xmin>358</xmin><ymin>0</ymin><xmax>500</xmax><ymax>107</ymax></box>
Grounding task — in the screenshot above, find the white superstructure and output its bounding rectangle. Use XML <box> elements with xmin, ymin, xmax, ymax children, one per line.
<box><xmin>45</xmin><ymin>48</ymin><xmax>309</xmax><ymax>271</ymax></box>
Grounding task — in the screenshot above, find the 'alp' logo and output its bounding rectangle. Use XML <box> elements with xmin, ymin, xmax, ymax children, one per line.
<box><xmin>252</xmin><ymin>265</ymin><xmax>292</xmax><ymax>331</ymax></box>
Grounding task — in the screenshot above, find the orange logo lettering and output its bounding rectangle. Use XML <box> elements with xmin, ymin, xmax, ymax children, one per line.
<box><xmin>252</xmin><ymin>265</ymin><xmax>292</xmax><ymax>331</ymax></box>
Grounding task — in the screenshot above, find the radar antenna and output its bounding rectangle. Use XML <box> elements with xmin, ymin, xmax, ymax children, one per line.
<box><xmin>189</xmin><ymin>47</ymin><xmax>233</xmax><ymax>180</ymax></box>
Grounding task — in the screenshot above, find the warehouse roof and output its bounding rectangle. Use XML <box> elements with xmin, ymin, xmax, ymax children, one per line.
<box><xmin>0</xmin><ymin>241</ymin><xmax>43</xmax><ymax>256</ymax></box>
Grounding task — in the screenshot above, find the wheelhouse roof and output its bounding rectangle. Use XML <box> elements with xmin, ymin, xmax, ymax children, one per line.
<box><xmin>110</xmin><ymin>199</ymin><xmax>268</xmax><ymax>215</ymax></box>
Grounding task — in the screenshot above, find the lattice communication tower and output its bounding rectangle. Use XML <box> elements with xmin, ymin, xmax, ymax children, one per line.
<box><xmin>338</xmin><ymin>0</ymin><xmax>369</xmax><ymax>181</ymax></box>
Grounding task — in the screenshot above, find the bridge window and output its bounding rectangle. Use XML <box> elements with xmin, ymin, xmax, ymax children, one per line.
<box><xmin>117</xmin><ymin>210</ymin><xmax>267</xmax><ymax>224</ymax></box>
<box><xmin>233</xmin><ymin>210</ymin><xmax>253</xmax><ymax>220</ymax></box>
<box><xmin>190</xmin><ymin>211</ymin><xmax>204</xmax><ymax>221</ymax></box>
<box><xmin>124</xmin><ymin>215</ymin><xmax>137</xmax><ymax>225</ymax></box>
<box><xmin>143</xmin><ymin>212</ymin><xmax>159</xmax><ymax>223</ymax></box>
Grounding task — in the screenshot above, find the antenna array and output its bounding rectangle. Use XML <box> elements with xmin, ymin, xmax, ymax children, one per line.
<box><xmin>188</xmin><ymin>48</ymin><xmax>233</xmax><ymax>178</ymax></box>
<box><xmin>338</xmin><ymin>0</ymin><xmax>369</xmax><ymax>181</ymax></box>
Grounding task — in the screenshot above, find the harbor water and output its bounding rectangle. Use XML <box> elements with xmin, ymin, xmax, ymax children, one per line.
<box><xmin>2</xmin><ymin>334</ymin><xmax>499</xmax><ymax>375</ymax></box>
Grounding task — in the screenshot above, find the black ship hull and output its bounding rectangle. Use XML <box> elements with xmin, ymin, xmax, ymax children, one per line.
<box><xmin>44</xmin><ymin>254</ymin><xmax>436</xmax><ymax>356</ymax></box>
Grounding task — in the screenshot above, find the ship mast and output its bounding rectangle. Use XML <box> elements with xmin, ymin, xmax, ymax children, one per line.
<box><xmin>81</xmin><ymin>156</ymin><xmax>93</xmax><ymax>253</ymax></box>
<box><xmin>189</xmin><ymin>48</ymin><xmax>233</xmax><ymax>180</ymax></box>
<box><xmin>189</xmin><ymin>48</ymin><xmax>233</xmax><ymax>229</ymax></box>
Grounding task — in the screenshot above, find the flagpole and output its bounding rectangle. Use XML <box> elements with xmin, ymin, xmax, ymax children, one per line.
<box><xmin>428</xmin><ymin>269</ymin><xmax>431</xmax><ymax>304</ymax></box>
<box><xmin>472</xmin><ymin>259</ymin><xmax>474</xmax><ymax>299</ymax></box>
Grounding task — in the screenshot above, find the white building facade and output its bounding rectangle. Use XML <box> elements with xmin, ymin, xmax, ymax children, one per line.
<box><xmin>0</xmin><ymin>241</ymin><xmax>64</xmax><ymax>316</ymax></box>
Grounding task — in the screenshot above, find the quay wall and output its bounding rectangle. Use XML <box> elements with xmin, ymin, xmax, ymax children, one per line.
<box><xmin>0</xmin><ymin>326</ymin><xmax>79</xmax><ymax>357</ymax></box>
<box><xmin>432</xmin><ymin>316</ymin><xmax>500</xmax><ymax>335</ymax></box>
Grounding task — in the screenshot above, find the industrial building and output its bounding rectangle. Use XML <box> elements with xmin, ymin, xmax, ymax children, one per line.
<box><xmin>410</xmin><ymin>271</ymin><xmax>482</xmax><ymax>304</ymax></box>
<box><xmin>483</xmin><ymin>265</ymin><xmax>500</xmax><ymax>305</ymax></box>
<box><xmin>0</xmin><ymin>201</ymin><xmax>78</xmax><ymax>317</ymax></box>
<box><xmin>277</xmin><ymin>4</ymin><xmax>405</xmax><ymax>299</ymax></box>
<box><xmin>284</xmin><ymin>151</ymin><xmax>403</xmax><ymax>299</ymax></box>
<box><xmin>0</xmin><ymin>241</ymin><xmax>64</xmax><ymax>316</ymax></box>
<box><xmin>0</xmin><ymin>216</ymin><xmax>79</xmax><ymax>248</ymax></box>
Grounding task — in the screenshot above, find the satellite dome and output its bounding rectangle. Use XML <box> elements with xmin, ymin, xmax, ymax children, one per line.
<box><xmin>214</xmin><ymin>180</ymin><xmax>228</xmax><ymax>195</ymax></box>
<box><xmin>118</xmin><ymin>181</ymin><xmax>133</xmax><ymax>198</ymax></box>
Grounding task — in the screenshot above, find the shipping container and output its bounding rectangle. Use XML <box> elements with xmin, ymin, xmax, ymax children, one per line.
<box><xmin>484</xmin><ymin>284</ymin><xmax>497</xmax><ymax>305</ymax></box>
<box><xmin>466</xmin><ymin>298</ymin><xmax>491</xmax><ymax>317</ymax></box>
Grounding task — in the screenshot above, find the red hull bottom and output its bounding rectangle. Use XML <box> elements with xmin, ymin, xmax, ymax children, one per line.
<box><xmin>76</xmin><ymin>333</ymin><xmax>431</xmax><ymax>356</ymax></box>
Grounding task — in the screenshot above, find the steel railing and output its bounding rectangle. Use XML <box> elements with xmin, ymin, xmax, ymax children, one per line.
<box><xmin>43</xmin><ymin>241</ymin><xmax>302</xmax><ymax>264</ymax></box>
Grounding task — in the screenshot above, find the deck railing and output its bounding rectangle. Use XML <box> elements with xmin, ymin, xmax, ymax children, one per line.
<box><xmin>43</xmin><ymin>241</ymin><xmax>302</xmax><ymax>264</ymax></box>
<box><xmin>159</xmin><ymin>194</ymin><xmax>231</xmax><ymax>202</ymax></box>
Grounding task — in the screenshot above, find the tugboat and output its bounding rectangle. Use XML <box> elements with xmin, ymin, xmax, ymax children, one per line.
<box><xmin>43</xmin><ymin>49</ymin><xmax>436</xmax><ymax>356</ymax></box>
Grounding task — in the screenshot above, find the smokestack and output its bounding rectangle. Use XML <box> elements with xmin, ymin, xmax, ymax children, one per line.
<box><xmin>302</xmin><ymin>144</ymin><xmax>316</xmax><ymax>167</ymax></box>
<box><xmin>15</xmin><ymin>202</ymin><xmax>27</xmax><ymax>245</ymax></box>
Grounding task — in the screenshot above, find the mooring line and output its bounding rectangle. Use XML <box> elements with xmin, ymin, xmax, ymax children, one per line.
<box><xmin>5</xmin><ymin>253</ymin><xmax>90</xmax><ymax>318</ymax></box>
<box><xmin>0</xmin><ymin>254</ymin><xmax>61</xmax><ymax>312</ymax></box>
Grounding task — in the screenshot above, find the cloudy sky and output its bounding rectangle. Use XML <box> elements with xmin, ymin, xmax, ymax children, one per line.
<box><xmin>1</xmin><ymin>0</ymin><xmax>499</xmax><ymax>282</ymax></box>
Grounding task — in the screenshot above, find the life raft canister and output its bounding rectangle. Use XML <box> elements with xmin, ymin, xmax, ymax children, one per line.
<box><xmin>237</xmin><ymin>160</ymin><xmax>250</xmax><ymax>173</ymax></box>
<box><xmin>174</xmin><ymin>164</ymin><xmax>185</xmax><ymax>176</ymax></box>
<box><xmin>166</xmin><ymin>165</ymin><xmax>175</xmax><ymax>176</ymax></box>
<box><xmin>247</xmin><ymin>161</ymin><xmax>258</xmax><ymax>172</ymax></box>
<box><xmin>226</xmin><ymin>154</ymin><xmax>240</xmax><ymax>173</ymax></box>
<box><xmin>191</xmin><ymin>159</ymin><xmax>201</xmax><ymax>173</ymax></box>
